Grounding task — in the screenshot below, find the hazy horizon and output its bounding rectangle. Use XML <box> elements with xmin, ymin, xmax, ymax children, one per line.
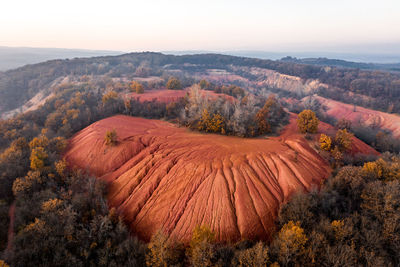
<box><xmin>1</xmin><ymin>0</ymin><xmax>400</xmax><ymax>53</ymax></box>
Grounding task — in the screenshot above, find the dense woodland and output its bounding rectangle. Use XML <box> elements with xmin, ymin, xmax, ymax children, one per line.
<box><xmin>0</xmin><ymin>55</ymin><xmax>399</xmax><ymax>266</ymax></box>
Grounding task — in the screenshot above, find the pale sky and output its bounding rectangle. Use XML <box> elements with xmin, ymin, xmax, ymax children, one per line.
<box><xmin>1</xmin><ymin>0</ymin><xmax>400</xmax><ymax>52</ymax></box>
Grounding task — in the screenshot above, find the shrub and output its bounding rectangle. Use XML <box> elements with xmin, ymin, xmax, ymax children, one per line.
<box><xmin>104</xmin><ymin>129</ymin><xmax>118</xmax><ymax>146</ymax></box>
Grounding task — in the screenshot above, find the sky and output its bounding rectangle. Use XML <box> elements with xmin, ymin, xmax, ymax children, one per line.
<box><xmin>1</xmin><ymin>0</ymin><xmax>400</xmax><ymax>53</ymax></box>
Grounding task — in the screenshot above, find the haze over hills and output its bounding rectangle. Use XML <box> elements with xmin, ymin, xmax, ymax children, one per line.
<box><xmin>0</xmin><ymin>46</ymin><xmax>123</xmax><ymax>71</ymax></box>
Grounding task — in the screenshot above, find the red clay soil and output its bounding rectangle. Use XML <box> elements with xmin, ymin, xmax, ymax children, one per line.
<box><xmin>6</xmin><ymin>201</ymin><xmax>15</xmax><ymax>253</ymax></box>
<box><xmin>128</xmin><ymin>89</ymin><xmax>235</xmax><ymax>104</ymax></box>
<box><xmin>314</xmin><ymin>96</ymin><xmax>400</xmax><ymax>139</ymax></box>
<box><xmin>64</xmin><ymin>115</ymin><xmax>375</xmax><ymax>243</ymax></box>
<box><xmin>129</xmin><ymin>89</ymin><xmax>187</xmax><ymax>103</ymax></box>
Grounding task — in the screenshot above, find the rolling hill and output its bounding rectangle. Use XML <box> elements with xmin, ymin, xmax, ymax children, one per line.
<box><xmin>64</xmin><ymin>114</ymin><xmax>376</xmax><ymax>242</ymax></box>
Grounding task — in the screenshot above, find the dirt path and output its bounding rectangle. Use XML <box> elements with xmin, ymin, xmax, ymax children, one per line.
<box><xmin>6</xmin><ymin>201</ymin><xmax>15</xmax><ymax>253</ymax></box>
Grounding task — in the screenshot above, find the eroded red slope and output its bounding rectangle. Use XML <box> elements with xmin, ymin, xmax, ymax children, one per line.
<box><xmin>314</xmin><ymin>95</ymin><xmax>400</xmax><ymax>139</ymax></box>
<box><xmin>64</xmin><ymin>115</ymin><xmax>374</xmax><ymax>243</ymax></box>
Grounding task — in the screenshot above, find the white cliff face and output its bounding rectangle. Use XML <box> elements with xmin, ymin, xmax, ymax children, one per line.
<box><xmin>1</xmin><ymin>89</ymin><xmax>55</xmax><ymax>119</ymax></box>
<box><xmin>0</xmin><ymin>76</ymin><xmax>70</xmax><ymax>119</ymax></box>
<box><xmin>248</xmin><ymin>67</ymin><xmax>329</xmax><ymax>96</ymax></box>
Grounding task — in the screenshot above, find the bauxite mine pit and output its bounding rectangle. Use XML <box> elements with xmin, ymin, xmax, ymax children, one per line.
<box><xmin>64</xmin><ymin>115</ymin><xmax>373</xmax><ymax>243</ymax></box>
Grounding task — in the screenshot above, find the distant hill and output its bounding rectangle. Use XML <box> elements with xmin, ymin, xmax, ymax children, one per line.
<box><xmin>165</xmin><ymin>50</ymin><xmax>400</xmax><ymax>65</ymax></box>
<box><xmin>280</xmin><ymin>56</ymin><xmax>400</xmax><ymax>72</ymax></box>
<box><xmin>0</xmin><ymin>46</ymin><xmax>123</xmax><ymax>71</ymax></box>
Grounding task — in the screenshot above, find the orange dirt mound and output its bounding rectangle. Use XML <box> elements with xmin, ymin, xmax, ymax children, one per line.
<box><xmin>64</xmin><ymin>115</ymin><xmax>374</xmax><ymax>243</ymax></box>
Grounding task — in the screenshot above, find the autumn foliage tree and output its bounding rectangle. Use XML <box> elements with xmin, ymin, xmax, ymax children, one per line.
<box><xmin>198</xmin><ymin>109</ymin><xmax>225</xmax><ymax>133</ymax></box>
<box><xmin>335</xmin><ymin>129</ymin><xmax>354</xmax><ymax>152</ymax></box>
<box><xmin>234</xmin><ymin>242</ymin><xmax>270</xmax><ymax>267</ymax></box>
<box><xmin>29</xmin><ymin>147</ymin><xmax>48</xmax><ymax>170</ymax></box>
<box><xmin>146</xmin><ymin>230</ymin><xmax>184</xmax><ymax>267</ymax></box>
<box><xmin>271</xmin><ymin>221</ymin><xmax>308</xmax><ymax>266</ymax></box>
<box><xmin>255</xmin><ymin>106</ymin><xmax>271</xmax><ymax>135</ymax></box>
<box><xmin>166</xmin><ymin>77</ymin><xmax>182</xmax><ymax>90</ymax></box>
<box><xmin>130</xmin><ymin>81</ymin><xmax>144</xmax><ymax>94</ymax></box>
<box><xmin>319</xmin><ymin>134</ymin><xmax>332</xmax><ymax>151</ymax></box>
<box><xmin>297</xmin><ymin>109</ymin><xmax>319</xmax><ymax>133</ymax></box>
<box><xmin>102</xmin><ymin>91</ymin><xmax>119</xmax><ymax>104</ymax></box>
<box><xmin>189</xmin><ymin>225</ymin><xmax>215</xmax><ymax>267</ymax></box>
<box><xmin>199</xmin><ymin>79</ymin><xmax>211</xmax><ymax>90</ymax></box>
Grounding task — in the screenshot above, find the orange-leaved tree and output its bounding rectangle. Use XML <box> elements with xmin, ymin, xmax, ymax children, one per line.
<box><xmin>130</xmin><ymin>81</ymin><xmax>144</xmax><ymax>94</ymax></box>
<box><xmin>319</xmin><ymin>134</ymin><xmax>332</xmax><ymax>151</ymax></box>
<box><xmin>297</xmin><ymin>109</ymin><xmax>319</xmax><ymax>133</ymax></box>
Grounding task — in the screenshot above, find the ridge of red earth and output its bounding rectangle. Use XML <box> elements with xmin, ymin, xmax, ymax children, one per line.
<box><xmin>127</xmin><ymin>89</ymin><xmax>235</xmax><ymax>104</ymax></box>
<box><xmin>64</xmin><ymin>114</ymin><xmax>377</xmax><ymax>243</ymax></box>
<box><xmin>312</xmin><ymin>95</ymin><xmax>400</xmax><ymax>139</ymax></box>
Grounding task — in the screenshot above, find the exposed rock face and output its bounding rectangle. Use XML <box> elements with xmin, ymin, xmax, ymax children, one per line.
<box><xmin>314</xmin><ymin>96</ymin><xmax>400</xmax><ymax>139</ymax></box>
<box><xmin>248</xmin><ymin>67</ymin><xmax>329</xmax><ymax>95</ymax></box>
<box><xmin>65</xmin><ymin>115</ymin><xmax>364</xmax><ymax>243</ymax></box>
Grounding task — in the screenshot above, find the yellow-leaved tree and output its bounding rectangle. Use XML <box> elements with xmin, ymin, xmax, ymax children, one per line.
<box><xmin>297</xmin><ymin>109</ymin><xmax>319</xmax><ymax>133</ymax></box>
<box><xmin>198</xmin><ymin>109</ymin><xmax>211</xmax><ymax>132</ymax></box>
<box><xmin>30</xmin><ymin>147</ymin><xmax>48</xmax><ymax>170</ymax></box>
<box><xmin>189</xmin><ymin>225</ymin><xmax>215</xmax><ymax>267</ymax></box>
<box><xmin>272</xmin><ymin>221</ymin><xmax>308</xmax><ymax>266</ymax></box>
<box><xmin>146</xmin><ymin>230</ymin><xmax>184</xmax><ymax>267</ymax></box>
<box><xmin>319</xmin><ymin>134</ymin><xmax>332</xmax><ymax>151</ymax></box>
<box><xmin>102</xmin><ymin>91</ymin><xmax>118</xmax><ymax>104</ymax></box>
<box><xmin>130</xmin><ymin>81</ymin><xmax>144</xmax><ymax>94</ymax></box>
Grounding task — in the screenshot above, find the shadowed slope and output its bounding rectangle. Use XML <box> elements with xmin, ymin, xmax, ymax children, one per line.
<box><xmin>65</xmin><ymin>115</ymin><xmax>337</xmax><ymax>242</ymax></box>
